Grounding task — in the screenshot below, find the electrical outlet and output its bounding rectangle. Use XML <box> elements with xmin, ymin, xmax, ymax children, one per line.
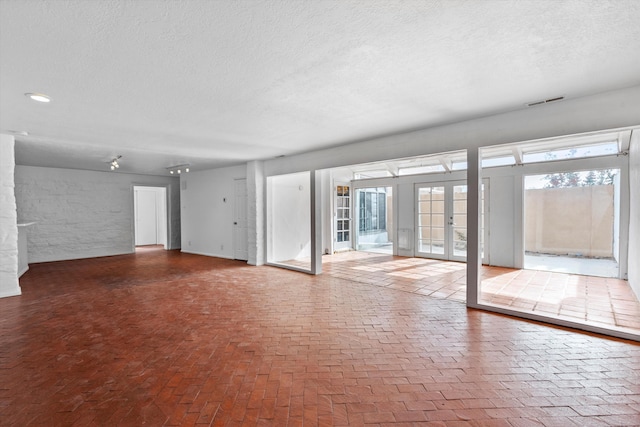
<box><xmin>221</xmin><ymin>244</ymin><xmax>224</xmax><ymax>251</ymax></box>
<box><xmin>188</xmin><ymin>241</ymin><xmax>191</xmax><ymax>246</ymax></box>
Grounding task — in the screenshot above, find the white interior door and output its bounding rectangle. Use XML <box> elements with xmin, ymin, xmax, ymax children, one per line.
<box><xmin>234</xmin><ymin>179</ymin><xmax>248</xmax><ymax>261</ymax></box>
<box><xmin>135</xmin><ymin>189</ymin><xmax>158</xmax><ymax>246</ymax></box>
<box><xmin>334</xmin><ymin>183</ymin><xmax>352</xmax><ymax>251</ymax></box>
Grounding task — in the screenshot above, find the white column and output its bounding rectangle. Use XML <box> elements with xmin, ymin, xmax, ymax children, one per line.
<box><xmin>310</xmin><ymin>170</ymin><xmax>322</xmax><ymax>274</ymax></box>
<box><xmin>466</xmin><ymin>147</ymin><xmax>481</xmax><ymax>306</ymax></box>
<box><xmin>627</xmin><ymin>131</ymin><xmax>640</xmax><ymax>299</ymax></box>
<box><xmin>0</xmin><ymin>134</ymin><xmax>21</xmax><ymax>298</ymax></box>
<box><xmin>246</xmin><ymin>160</ymin><xmax>265</xmax><ymax>266</ymax></box>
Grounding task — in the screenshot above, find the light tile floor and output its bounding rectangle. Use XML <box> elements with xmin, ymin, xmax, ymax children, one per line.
<box><xmin>525</xmin><ymin>253</ymin><xmax>619</xmax><ymax>278</ymax></box>
<box><xmin>322</xmin><ymin>251</ymin><xmax>640</xmax><ymax>337</ymax></box>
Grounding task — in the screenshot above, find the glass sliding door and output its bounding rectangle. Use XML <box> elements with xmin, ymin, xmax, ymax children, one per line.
<box><xmin>355</xmin><ymin>187</ymin><xmax>393</xmax><ymax>254</ymax></box>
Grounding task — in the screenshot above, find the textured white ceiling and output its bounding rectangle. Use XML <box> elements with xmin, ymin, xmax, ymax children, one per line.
<box><xmin>1</xmin><ymin>0</ymin><xmax>640</xmax><ymax>175</ymax></box>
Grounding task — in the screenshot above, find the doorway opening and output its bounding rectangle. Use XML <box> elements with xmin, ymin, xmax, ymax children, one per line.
<box><xmin>355</xmin><ymin>186</ymin><xmax>393</xmax><ymax>254</ymax></box>
<box><xmin>523</xmin><ymin>169</ymin><xmax>620</xmax><ymax>278</ymax></box>
<box><xmin>133</xmin><ymin>186</ymin><xmax>168</xmax><ymax>249</ymax></box>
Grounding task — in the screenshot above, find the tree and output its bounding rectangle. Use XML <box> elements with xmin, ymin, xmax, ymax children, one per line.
<box><xmin>584</xmin><ymin>170</ymin><xmax>597</xmax><ymax>186</ymax></box>
<box><xmin>594</xmin><ymin>169</ymin><xmax>615</xmax><ymax>185</ymax></box>
<box><xmin>542</xmin><ymin>169</ymin><xmax>615</xmax><ymax>188</ymax></box>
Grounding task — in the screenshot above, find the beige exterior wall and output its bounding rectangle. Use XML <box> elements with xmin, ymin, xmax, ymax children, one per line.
<box><xmin>525</xmin><ymin>185</ymin><xmax>614</xmax><ymax>258</ymax></box>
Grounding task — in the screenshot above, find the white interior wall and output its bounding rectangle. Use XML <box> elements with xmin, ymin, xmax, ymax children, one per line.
<box><xmin>180</xmin><ymin>164</ymin><xmax>246</xmax><ymax>259</ymax></box>
<box><xmin>628</xmin><ymin>131</ymin><xmax>640</xmax><ymax>299</ymax></box>
<box><xmin>487</xmin><ymin>176</ymin><xmax>517</xmax><ymax>267</ymax></box>
<box><xmin>263</xmin><ymin>86</ymin><xmax>640</xmax><ymax>177</ymax></box>
<box><xmin>14</xmin><ymin>166</ymin><xmax>180</xmax><ymax>263</ymax></box>
<box><xmin>320</xmin><ymin>170</ymin><xmax>332</xmax><ymax>255</ymax></box>
<box><xmin>613</xmin><ymin>172</ymin><xmax>621</xmax><ymax>262</ymax></box>
<box><xmin>0</xmin><ymin>134</ymin><xmax>20</xmax><ymax>298</ymax></box>
<box><xmin>396</xmin><ymin>183</ymin><xmax>413</xmax><ymax>256</ymax></box>
<box><xmin>266</xmin><ymin>172</ymin><xmax>311</xmax><ymax>263</ymax></box>
<box><xmin>158</xmin><ymin>188</ymin><xmax>167</xmax><ymax>247</ymax></box>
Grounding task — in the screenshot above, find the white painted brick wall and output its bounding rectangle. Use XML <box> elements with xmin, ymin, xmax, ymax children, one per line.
<box><xmin>14</xmin><ymin>166</ymin><xmax>181</xmax><ymax>263</ymax></box>
<box><xmin>0</xmin><ymin>134</ymin><xmax>20</xmax><ymax>298</ymax></box>
<box><xmin>246</xmin><ymin>160</ymin><xmax>264</xmax><ymax>265</ymax></box>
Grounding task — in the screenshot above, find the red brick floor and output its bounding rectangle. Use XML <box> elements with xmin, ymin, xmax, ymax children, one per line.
<box><xmin>322</xmin><ymin>251</ymin><xmax>640</xmax><ymax>336</ymax></box>
<box><xmin>2</xmin><ymin>249</ymin><xmax>639</xmax><ymax>426</ymax></box>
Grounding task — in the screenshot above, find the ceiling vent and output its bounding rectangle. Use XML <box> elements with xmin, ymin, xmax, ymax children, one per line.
<box><xmin>527</xmin><ymin>96</ymin><xmax>564</xmax><ymax>107</ymax></box>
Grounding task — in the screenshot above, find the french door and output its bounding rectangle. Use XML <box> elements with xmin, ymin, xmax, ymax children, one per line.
<box><xmin>415</xmin><ymin>181</ymin><xmax>484</xmax><ymax>262</ymax></box>
<box><xmin>334</xmin><ymin>184</ymin><xmax>351</xmax><ymax>251</ymax></box>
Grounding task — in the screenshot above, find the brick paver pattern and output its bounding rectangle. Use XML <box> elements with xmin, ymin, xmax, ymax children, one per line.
<box><xmin>322</xmin><ymin>251</ymin><xmax>640</xmax><ymax>335</ymax></box>
<box><xmin>1</xmin><ymin>248</ymin><xmax>639</xmax><ymax>426</ymax></box>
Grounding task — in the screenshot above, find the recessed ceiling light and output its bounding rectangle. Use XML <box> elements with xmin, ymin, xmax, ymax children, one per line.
<box><xmin>25</xmin><ymin>93</ymin><xmax>51</xmax><ymax>103</ymax></box>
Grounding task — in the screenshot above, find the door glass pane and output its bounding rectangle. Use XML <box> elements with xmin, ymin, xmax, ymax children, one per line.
<box><xmin>432</xmin><ymin>200</ymin><xmax>444</xmax><ymax>213</ymax></box>
<box><xmin>452</xmin><ymin>185</ymin><xmax>468</xmax><ymax>258</ymax></box>
<box><xmin>432</xmin><ymin>227</ymin><xmax>444</xmax><ymax>240</ymax></box>
<box><xmin>432</xmin><ymin>240</ymin><xmax>445</xmax><ymax>254</ymax></box>
<box><xmin>453</xmin><ymin>214</ymin><xmax>466</xmax><ymax>225</ymax></box>
<box><xmin>419</xmin><ymin>227</ymin><xmax>431</xmax><ymax>239</ymax></box>
<box><xmin>419</xmin><ymin>240</ymin><xmax>431</xmax><ymax>252</ymax></box>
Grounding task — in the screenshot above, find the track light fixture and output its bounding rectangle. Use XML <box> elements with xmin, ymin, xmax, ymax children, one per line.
<box><xmin>167</xmin><ymin>164</ymin><xmax>190</xmax><ymax>175</ymax></box>
<box><xmin>109</xmin><ymin>156</ymin><xmax>121</xmax><ymax>170</ymax></box>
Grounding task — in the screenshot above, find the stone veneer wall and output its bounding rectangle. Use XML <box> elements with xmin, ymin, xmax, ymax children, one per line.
<box><xmin>0</xmin><ymin>134</ymin><xmax>20</xmax><ymax>297</ymax></box>
<box><xmin>14</xmin><ymin>165</ymin><xmax>180</xmax><ymax>263</ymax></box>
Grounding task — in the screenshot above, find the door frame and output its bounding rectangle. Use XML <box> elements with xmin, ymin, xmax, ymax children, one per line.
<box><xmin>233</xmin><ymin>178</ymin><xmax>249</xmax><ymax>261</ymax></box>
<box><xmin>334</xmin><ymin>182</ymin><xmax>352</xmax><ymax>251</ymax></box>
<box><xmin>131</xmin><ymin>184</ymin><xmax>170</xmax><ymax>250</ymax></box>
<box><xmin>414</xmin><ymin>179</ymin><xmax>489</xmax><ymax>263</ymax></box>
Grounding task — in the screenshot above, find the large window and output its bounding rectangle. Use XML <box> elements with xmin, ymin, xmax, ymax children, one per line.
<box><xmin>359</xmin><ymin>189</ymin><xmax>387</xmax><ymax>233</ymax></box>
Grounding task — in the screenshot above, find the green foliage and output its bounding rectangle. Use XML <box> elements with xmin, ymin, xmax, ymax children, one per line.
<box><xmin>543</xmin><ymin>169</ymin><xmax>615</xmax><ymax>188</ymax></box>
